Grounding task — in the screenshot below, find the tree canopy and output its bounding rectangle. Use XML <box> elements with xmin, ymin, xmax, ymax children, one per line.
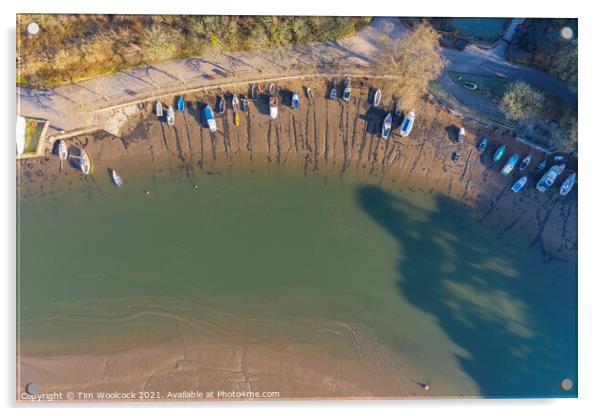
<box><xmin>500</xmin><ymin>80</ymin><xmax>543</xmax><ymax>121</ymax></box>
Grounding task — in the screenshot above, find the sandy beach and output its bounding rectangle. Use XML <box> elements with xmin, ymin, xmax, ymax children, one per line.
<box><xmin>16</xmin><ymin>77</ymin><xmax>577</xmax><ymax>401</ymax></box>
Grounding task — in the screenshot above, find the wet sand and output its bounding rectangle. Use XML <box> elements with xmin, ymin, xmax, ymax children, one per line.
<box><xmin>17</xmin><ymin>78</ymin><xmax>577</xmax><ymax>401</ymax></box>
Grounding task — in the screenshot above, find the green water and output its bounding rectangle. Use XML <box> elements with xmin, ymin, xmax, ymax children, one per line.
<box><xmin>449</xmin><ymin>18</ymin><xmax>508</xmax><ymax>42</ymax></box>
<box><xmin>18</xmin><ymin>165</ymin><xmax>576</xmax><ymax>398</ymax></box>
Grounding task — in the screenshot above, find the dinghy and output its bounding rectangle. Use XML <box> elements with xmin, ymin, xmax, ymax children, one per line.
<box><xmin>177</xmin><ymin>96</ymin><xmax>185</xmax><ymax>112</ymax></box>
<box><xmin>493</xmin><ymin>145</ymin><xmax>506</xmax><ymax>162</ymax></box>
<box><xmin>166</xmin><ymin>106</ymin><xmax>175</xmax><ymax>126</ymax></box>
<box><xmin>111</xmin><ymin>169</ymin><xmax>123</xmax><ymax>188</ymax></box>
<box><xmin>204</xmin><ymin>105</ymin><xmax>217</xmax><ymax>133</ymax></box>
<box><xmin>400</xmin><ymin>111</ymin><xmax>415</xmax><ymax>137</ymax></box>
<box><xmin>241</xmin><ymin>95</ymin><xmax>249</xmax><ymax>113</ymax></box>
<box><xmin>393</xmin><ymin>100</ymin><xmax>402</xmax><ymax>117</ymax></box>
<box><xmin>251</xmin><ymin>85</ymin><xmax>258</xmax><ymax>102</ymax></box>
<box><xmin>232</xmin><ymin>95</ymin><xmax>239</xmax><ymax>112</ymax></box>
<box><xmin>268</xmin><ymin>83</ymin><xmax>277</xmax><ymax>96</ymax></box>
<box><xmin>234</xmin><ymin>112</ymin><xmax>240</xmax><ymax>127</ymax></box>
<box><xmin>373</xmin><ymin>89</ymin><xmax>381</xmax><ymax>106</ymax></box>
<box><xmin>560</xmin><ymin>173</ymin><xmax>576</xmax><ymax>196</ymax></box>
<box><xmin>477</xmin><ymin>137</ymin><xmax>487</xmax><ymax>152</ymax></box>
<box><xmin>329</xmin><ymin>86</ymin><xmax>337</xmax><ymax>100</ymax></box>
<box><xmin>536</xmin><ymin>164</ymin><xmax>565</xmax><ymax>193</ymax></box>
<box><xmin>342</xmin><ymin>77</ymin><xmax>351</xmax><ymax>102</ymax></box>
<box><xmin>80</xmin><ymin>150</ymin><xmax>91</xmax><ymax>175</ymax></box>
<box><xmin>511</xmin><ymin>176</ymin><xmax>527</xmax><ymax>193</ymax></box>
<box><xmin>217</xmin><ymin>96</ymin><xmax>225</xmax><ymax>115</ymax></box>
<box><xmin>58</xmin><ymin>140</ymin><xmax>68</xmax><ymax>160</ymax></box>
<box><xmin>292</xmin><ymin>92</ymin><xmax>299</xmax><ymax>110</ymax></box>
<box><xmin>306</xmin><ymin>87</ymin><xmax>313</xmax><ymax>98</ymax></box>
<box><xmin>519</xmin><ymin>154</ymin><xmax>532</xmax><ymax>171</ymax></box>
<box><xmin>381</xmin><ymin>113</ymin><xmax>392</xmax><ymax>139</ymax></box>
<box><xmin>501</xmin><ymin>154</ymin><xmax>520</xmax><ymax>175</ymax></box>
<box><xmin>270</xmin><ymin>96</ymin><xmax>278</xmax><ymax>119</ymax></box>
<box><xmin>452</xmin><ymin>152</ymin><xmax>460</xmax><ymax>162</ymax></box>
<box><xmin>156</xmin><ymin>101</ymin><xmax>163</xmax><ymax>117</ymax></box>
<box><xmin>458</xmin><ymin>127</ymin><xmax>465</xmax><ymax>143</ymax></box>
<box><xmin>537</xmin><ymin>159</ymin><xmax>547</xmax><ymax>171</ymax></box>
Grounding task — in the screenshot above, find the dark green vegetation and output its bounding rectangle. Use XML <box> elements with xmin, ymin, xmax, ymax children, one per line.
<box><xmin>17</xmin><ymin>15</ymin><xmax>371</xmax><ymax>87</ymax></box>
<box><xmin>506</xmin><ymin>18</ymin><xmax>578</xmax><ymax>92</ymax></box>
<box><xmin>449</xmin><ymin>71</ymin><xmax>510</xmax><ymax>100</ymax></box>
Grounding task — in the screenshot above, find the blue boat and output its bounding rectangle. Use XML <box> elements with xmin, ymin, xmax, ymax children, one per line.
<box><xmin>216</xmin><ymin>95</ymin><xmax>225</xmax><ymax>115</ymax></box>
<box><xmin>292</xmin><ymin>92</ymin><xmax>299</xmax><ymax>110</ymax></box>
<box><xmin>400</xmin><ymin>111</ymin><xmax>415</xmax><ymax>137</ymax></box>
<box><xmin>536</xmin><ymin>164</ymin><xmax>565</xmax><ymax>192</ymax></box>
<box><xmin>511</xmin><ymin>176</ymin><xmax>527</xmax><ymax>193</ymax></box>
<box><xmin>177</xmin><ymin>96</ymin><xmax>185</xmax><ymax>112</ymax></box>
<box><xmin>381</xmin><ymin>113</ymin><xmax>392</xmax><ymax>139</ymax></box>
<box><xmin>493</xmin><ymin>145</ymin><xmax>506</xmax><ymax>162</ymax></box>
<box><xmin>560</xmin><ymin>173</ymin><xmax>576</xmax><ymax>196</ymax></box>
<box><xmin>501</xmin><ymin>154</ymin><xmax>520</xmax><ymax>175</ymax></box>
<box><xmin>477</xmin><ymin>137</ymin><xmax>487</xmax><ymax>152</ymax></box>
<box><xmin>329</xmin><ymin>86</ymin><xmax>337</xmax><ymax>100</ymax></box>
<box><xmin>241</xmin><ymin>95</ymin><xmax>249</xmax><ymax>113</ymax></box>
<box><xmin>204</xmin><ymin>105</ymin><xmax>217</xmax><ymax>133</ymax></box>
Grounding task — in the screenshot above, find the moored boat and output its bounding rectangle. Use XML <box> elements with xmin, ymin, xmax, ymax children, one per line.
<box><xmin>511</xmin><ymin>176</ymin><xmax>527</xmax><ymax>193</ymax></box>
<box><xmin>560</xmin><ymin>173</ymin><xmax>576</xmax><ymax>196</ymax></box>
<box><xmin>458</xmin><ymin>127</ymin><xmax>465</xmax><ymax>143</ymax></box>
<box><xmin>241</xmin><ymin>95</ymin><xmax>249</xmax><ymax>113</ymax></box>
<box><xmin>234</xmin><ymin>112</ymin><xmax>240</xmax><ymax>127</ymax></box>
<box><xmin>111</xmin><ymin>169</ymin><xmax>123</xmax><ymax>188</ymax></box>
<box><xmin>381</xmin><ymin>113</ymin><xmax>392</xmax><ymax>139</ymax></box>
<box><xmin>268</xmin><ymin>83</ymin><xmax>277</xmax><ymax>96</ymax></box>
<box><xmin>58</xmin><ymin>140</ymin><xmax>68</xmax><ymax>160</ymax></box>
<box><xmin>166</xmin><ymin>106</ymin><xmax>175</xmax><ymax>126</ymax></box>
<box><xmin>270</xmin><ymin>96</ymin><xmax>278</xmax><ymax>119</ymax></box>
<box><xmin>477</xmin><ymin>137</ymin><xmax>487</xmax><ymax>152</ymax></box>
<box><xmin>400</xmin><ymin>110</ymin><xmax>415</xmax><ymax>137</ymax></box>
<box><xmin>493</xmin><ymin>145</ymin><xmax>506</xmax><ymax>162</ymax></box>
<box><xmin>306</xmin><ymin>87</ymin><xmax>313</xmax><ymax>98</ymax></box>
<box><xmin>536</xmin><ymin>164</ymin><xmax>565</xmax><ymax>192</ymax></box>
<box><xmin>373</xmin><ymin>88</ymin><xmax>381</xmax><ymax>106</ymax></box>
<box><xmin>537</xmin><ymin>159</ymin><xmax>547</xmax><ymax>171</ymax></box>
<box><xmin>329</xmin><ymin>86</ymin><xmax>337</xmax><ymax>100</ymax></box>
<box><xmin>204</xmin><ymin>105</ymin><xmax>217</xmax><ymax>133</ymax></box>
<box><xmin>232</xmin><ymin>95</ymin><xmax>239</xmax><ymax>112</ymax></box>
<box><xmin>156</xmin><ymin>101</ymin><xmax>163</xmax><ymax>117</ymax></box>
<box><xmin>519</xmin><ymin>154</ymin><xmax>532</xmax><ymax>171</ymax></box>
<box><xmin>501</xmin><ymin>154</ymin><xmax>520</xmax><ymax>175</ymax></box>
<box><xmin>177</xmin><ymin>96</ymin><xmax>185</xmax><ymax>112</ymax></box>
<box><xmin>251</xmin><ymin>84</ymin><xmax>258</xmax><ymax>101</ymax></box>
<box><xmin>342</xmin><ymin>77</ymin><xmax>351</xmax><ymax>102</ymax></box>
<box><xmin>80</xmin><ymin>150</ymin><xmax>91</xmax><ymax>175</ymax></box>
<box><xmin>292</xmin><ymin>92</ymin><xmax>299</xmax><ymax>109</ymax></box>
<box><xmin>217</xmin><ymin>95</ymin><xmax>225</xmax><ymax>115</ymax></box>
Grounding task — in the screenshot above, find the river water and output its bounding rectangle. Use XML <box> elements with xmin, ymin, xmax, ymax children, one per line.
<box><xmin>17</xmin><ymin>162</ymin><xmax>577</xmax><ymax>398</ymax></box>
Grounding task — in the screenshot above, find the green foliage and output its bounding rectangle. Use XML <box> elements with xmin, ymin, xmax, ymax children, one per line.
<box><xmin>549</xmin><ymin>39</ymin><xmax>577</xmax><ymax>93</ymax></box>
<box><xmin>500</xmin><ymin>80</ymin><xmax>543</xmax><ymax>121</ymax></box>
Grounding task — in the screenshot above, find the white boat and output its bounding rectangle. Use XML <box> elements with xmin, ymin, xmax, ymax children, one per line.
<box><xmin>270</xmin><ymin>96</ymin><xmax>278</xmax><ymax>119</ymax></box>
<box><xmin>400</xmin><ymin>111</ymin><xmax>415</xmax><ymax>137</ymax></box>
<box><xmin>458</xmin><ymin>127</ymin><xmax>465</xmax><ymax>143</ymax></box>
<box><xmin>58</xmin><ymin>140</ymin><xmax>68</xmax><ymax>160</ymax></box>
<box><xmin>511</xmin><ymin>176</ymin><xmax>527</xmax><ymax>193</ymax></box>
<box><xmin>501</xmin><ymin>154</ymin><xmax>520</xmax><ymax>176</ymax></box>
<box><xmin>203</xmin><ymin>105</ymin><xmax>217</xmax><ymax>133</ymax></box>
<box><xmin>342</xmin><ymin>77</ymin><xmax>351</xmax><ymax>102</ymax></box>
<box><xmin>80</xmin><ymin>150</ymin><xmax>91</xmax><ymax>175</ymax></box>
<box><xmin>232</xmin><ymin>95</ymin><xmax>239</xmax><ymax>112</ymax></box>
<box><xmin>111</xmin><ymin>169</ymin><xmax>123</xmax><ymax>188</ymax></box>
<box><xmin>373</xmin><ymin>89</ymin><xmax>382</xmax><ymax>106</ymax></box>
<box><xmin>381</xmin><ymin>113</ymin><xmax>392</xmax><ymax>139</ymax></box>
<box><xmin>519</xmin><ymin>154</ymin><xmax>532</xmax><ymax>171</ymax></box>
<box><xmin>559</xmin><ymin>173</ymin><xmax>576</xmax><ymax>196</ymax></box>
<box><xmin>536</xmin><ymin>164</ymin><xmax>565</xmax><ymax>193</ymax></box>
<box><xmin>156</xmin><ymin>101</ymin><xmax>163</xmax><ymax>117</ymax></box>
<box><xmin>166</xmin><ymin>106</ymin><xmax>175</xmax><ymax>125</ymax></box>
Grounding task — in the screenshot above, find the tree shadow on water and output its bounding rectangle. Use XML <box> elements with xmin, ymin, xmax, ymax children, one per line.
<box><xmin>357</xmin><ymin>185</ymin><xmax>577</xmax><ymax>398</ymax></box>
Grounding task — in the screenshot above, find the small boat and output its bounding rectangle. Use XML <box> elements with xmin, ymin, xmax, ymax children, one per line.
<box><xmin>292</xmin><ymin>92</ymin><xmax>299</xmax><ymax>110</ymax></box>
<box><xmin>493</xmin><ymin>145</ymin><xmax>506</xmax><ymax>162</ymax></box>
<box><xmin>554</xmin><ymin>155</ymin><xmax>565</xmax><ymax>162</ymax></box>
<box><xmin>342</xmin><ymin>77</ymin><xmax>351</xmax><ymax>102</ymax></box>
<box><xmin>234</xmin><ymin>112</ymin><xmax>240</xmax><ymax>127</ymax></box>
<box><xmin>452</xmin><ymin>152</ymin><xmax>460</xmax><ymax>162</ymax></box>
<box><xmin>166</xmin><ymin>106</ymin><xmax>175</xmax><ymax>126</ymax></box>
<box><xmin>511</xmin><ymin>176</ymin><xmax>527</xmax><ymax>193</ymax></box>
<box><xmin>501</xmin><ymin>154</ymin><xmax>520</xmax><ymax>175</ymax></box>
<box><xmin>155</xmin><ymin>101</ymin><xmax>163</xmax><ymax>117</ymax></box>
<box><xmin>458</xmin><ymin>127</ymin><xmax>465</xmax><ymax>143</ymax></box>
<box><xmin>536</xmin><ymin>164</ymin><xmax>565</xmax><ymax>193</ymax></box>
<box><xmin>58</xmin><ymin>140</ymin><xmax>68</xmax><ymax>160</ymax></box>
<box><xmin>177</xmin><ymin>96</ymin><xmax>185</xmax><ymax>112</ymax></box>
<box><xmin>400</xmin><ymin>110</ymin><xmax>415</xmax><ymax>137</ymax></box>
<box><xmin>268</xmin><ymin>83</ymin><xmax>277</xmax><ymax>96</ymax></box>
<box><xmin>306</xmin><ymin>87</ymin><xmax>313</xmax><ymax>98</ymax></box>
<box><xmin>519</xmin><ymin>154</ymin><xmax>532</xmax><ymax>171</ymax></box>
<box><xmin>463</xmin><ymin>81</ymin><xmax>478</xmax><ymax>90</ymax></box>
<box><xmin>241</xmin><ymin>95</ymin><xmax>249</xmax><ymax>113</ymax></box>
<box><xmin>393</xmin><ymin>101</ymin><xmax>402</xmax><ymax>117</ymax></box>
<box><xmin>216</xmin><ymin>96</ymin><xmax>225</xmax><ymax>115</ymax></box>
<box><xmin>111</xmin><ymin>169</ymin><xmax>123</xmax><ymax>188</ymax></box>
<box><xmin>251</xmin><ymin>85</ymin><xmax>258</xmax><ymax>101</ymax></box>
<box><xmin>204</xmin><ymin>105</ymin><xmax>217</xmax><ymax>133</ymax></box>
<box><xmin>373</xmin><ymin>89</ymin><xmax>382</xmax><ymax>106</ymax></box>
<box><xmin>559</xmin><ymin>173</ymin><xmax>576</xmax><ymax>196</ymax></box>
<box><xmin>477</xmin><ymin>137</ymin><xmax>487</xmax><ymax>152</ymax></box>
<box><xmin>80</xmin><ymin>150</ymin><xmax>91</xmax><ymax>175</ymax></box>
<box><xmin>257</xmin><ymin>83</ymin><xmax>265</xmax><ymax>94</ymax></box>
<box><xmin>329</xmin><ymin>86</ymin><xmax>337</xmax><ymax>100</ymax></box>
<box><xmin>381</xmin><ymin>113</ymin><xmax>392</xmax><ymax>139</ymax></box>
<box><xmin>231</xmin><ymin>95</ymin><xmax>239</xmax><ymax>112</ymax></box>
<box><xmin>270</xmin><ymin>96</ymin><xmax>278</xmax><ymax>119</ymax></box>
<box><xmin>537</xmin><ymin>159</ymin><xmax>547</xmax><ymax>171</ymax></box>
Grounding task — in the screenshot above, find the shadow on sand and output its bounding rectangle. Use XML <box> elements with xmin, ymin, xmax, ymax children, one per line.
<box><xmin>357</xmin><ymin>185</ymin><xmax>577</xmax><ymax>398</ymax></box>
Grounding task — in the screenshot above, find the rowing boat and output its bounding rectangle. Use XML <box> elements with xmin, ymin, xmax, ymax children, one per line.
<box><xmin>156</xmin><ymin>101</ymin><xmax>163</xmax><ymax>117</ymax></box>
<box><xmin>519</xmin><ymin>154</ymin><xmax>532</xmax><ymax>171</ymax></box>
<box><xmin>511</xmin><ymin>176</ymin><xmax>527</xmax><ymax>193</ymax></box>
<box><xmin>241</xmin><ymin>95</ymin><xmax>249</xmax><ymax>113</ymax></box>
<box><xmin>111</xmin><ymin>169</ymin><xmax>123</xmax><ymax>188</ymax></box>
<box><xmin>400</xmin><ymin>111</ymin><xmax>415</xmax><ymax>137</ymax></box>
<box><xmin>381</xmin><ymin>113</ymin><xmax>392</xmax><ymax>139</ymax></box>
<box><xmin>80</xmin><ymin>150</ymin><xmax>91</xmax><ymax>175</ymax></box>
<box><xmin>270</xmin><ymin>96</ymin><xmax>278</xmax><ymax>119</ymax></box>
<box><xmin>166</xmin><ymin>106</ymin><xmax>175</xmax><ymax>126</ymax></box>
<box><xmin>232</xmin><ymin>95</ymin><xmax>239</xmax><ymax>112</ymax></box>
<box><xmin>204</xmin><ymin>105</ymin><xmax>217</xmax><ymax>133</ymax></box>
<box><xmin>373</xmin><ymin>89</ymin><xmax>381</xmax><ymax>106</ymax></box>
<box><xmin>177</xmin><ymin>96</ymin><xmax>185</xmax><ymax>112</ymax></box>
<box><xmin>58</xmin><ymin>140</ymin><xmax>68</xmax><ymax>160</ymax></box>
<box><xmin>493</xmin><ymin>145</ymin><xmax>506</xmax><ymax>162</ymax></box>
<box><xmin>501</xmin><ymin>154</ymin><xmax>520</xmax><ymax>175</ymax></box>
<box><xmin>559</xmin><ymin>173</ymin><xmax>576</xmax><ymax>196</ymax></box>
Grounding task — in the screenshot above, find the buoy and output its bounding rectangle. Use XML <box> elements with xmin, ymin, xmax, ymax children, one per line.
<box><xmin>193</xmin><ymin>184</ymin><xmax>198</xmax><ymax>189</ymax></box>
<box><xmin>145</xmin><ymin>190</ymin><xmax>150</xmax><ymax>195</ymax></box>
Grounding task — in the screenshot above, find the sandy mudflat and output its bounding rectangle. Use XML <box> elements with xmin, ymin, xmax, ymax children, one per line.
<box><xmin>17</xmin><ymin>78</ymin><xmax>577</xmax><ymax>401</ymax></box>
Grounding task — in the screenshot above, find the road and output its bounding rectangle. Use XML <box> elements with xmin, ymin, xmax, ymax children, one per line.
<box><xmin>17</xmin><ymin>17</ymin><xmax>576</xmax><ymax>135</ymax></box>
